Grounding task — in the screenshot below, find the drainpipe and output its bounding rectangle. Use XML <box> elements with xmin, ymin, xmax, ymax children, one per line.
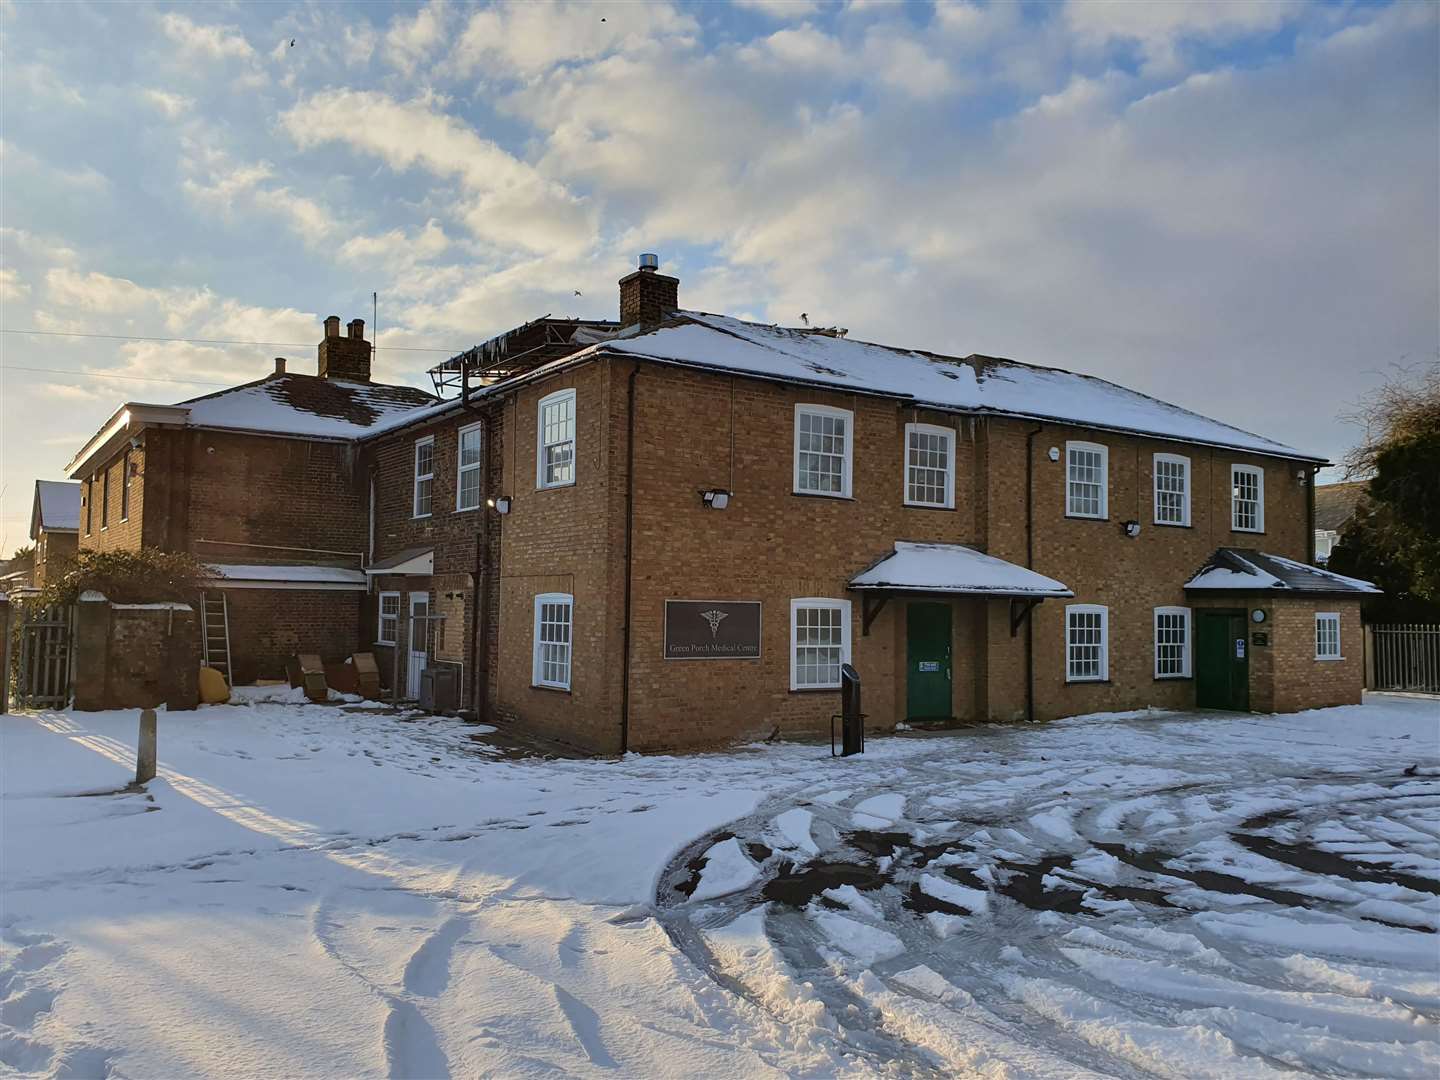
<box><xmin>619</xmin><ymin>365</ymin><xmax>640</xmax><ymax>755</ymax></box>
<box><xmin>1306</xmin><ymin>463</ymin><xmax>1317</xmax><ymax>564</ymax></box>
<box><xmin>1024</xmin><ymin>423</ymin><xmax>1045</xmax><ymax>723</ymax></box>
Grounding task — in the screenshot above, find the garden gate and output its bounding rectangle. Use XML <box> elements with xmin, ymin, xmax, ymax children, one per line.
<box><xmin>12</xmin><ymin>602</ymin><xmax>75</xmax><ymax>708</ymax></box>
<box><xmin>1368</xmin><ymin>624</ymin><xmax>1440</xmax><ymax>694</ymax></box>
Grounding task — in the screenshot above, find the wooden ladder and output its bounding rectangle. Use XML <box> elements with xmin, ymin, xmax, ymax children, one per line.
<box><xmin>200</xmin><ymin>591</ymin><xmax>232</xmax><ymax>682</ymax></box>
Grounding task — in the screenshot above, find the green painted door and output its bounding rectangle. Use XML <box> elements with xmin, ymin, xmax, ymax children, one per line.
<box><xmin>906</xmin><ymin>602</ymin><xmax>952</xmax><ymax>720</ymax></box>
<box><xmin>1196</xmin><ymin>611</ymin><xmax>1249</xmax><ymax>710</ymax></box>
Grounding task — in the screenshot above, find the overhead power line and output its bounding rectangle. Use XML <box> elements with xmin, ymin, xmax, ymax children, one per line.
<box><xmin>0</xmin><ymin>364</ymin><xmax>230</xmax><ymax>387</ymax></box>
<box><xmin>1</xmin><ymin>327</ymin><xmax>465</xmax><ymax>353</ymax></box>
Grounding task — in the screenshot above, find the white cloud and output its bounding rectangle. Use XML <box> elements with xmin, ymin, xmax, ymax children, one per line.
<box><xmin>384</xmin><ymin>0</ymin><xmax>447</xmax><ymax>75</ymax></box>
<box><xmin>0</xmin><ymin>268</ymin><xmax>30</xmax><ymax>302</ymax></box>
<box><xmin>159</xmin><ymin>12</ymin><xmax>257</xmax><ymax>62</ymax></box>
<box><xmin>253</xmin><ymin>187</ymin><xmax>335</xmax><ymax>244</ymax></box>
<box><xmin>141</xmin><ymin>88</ymin><xmax>193</xmax><ymax>118</ymax></box>
<box><xmin>44</xmin><ymin>269</ymin><xmax>155</xmax><ymax>313</ymax></box>
<box><xmin>733</xmin><ymin>0</ymin><xmax>819</xmax><ymax>18</ymax></box>
<box><xmin>340</xmin><ymin>219</ymin><xmax>449</xmax><ymax>265</ymax></box>
<box><xmin>862</xmin><ymin>26</ymin><xmax>958</xmax><ymax>98</ymax></box>
<box><xmin>1064</xmin><ymin>0</ymin><xmax>1303</xmax><ymax>73</ymax></box>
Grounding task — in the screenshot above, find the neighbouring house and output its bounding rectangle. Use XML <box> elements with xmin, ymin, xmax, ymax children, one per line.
<box><xmin>64</xmin><ymin>317</ymin><xmax>435</xmax><ymax>685</ymax></box>
<box><xmin>29</xmin><ymin>479</ymin><xmax>81</xmax><ymax>588</ymax></box>
<box><xmin>0</xmin><ymin>553</ymin><xmax>34</xmax><ymax>592</ymax></box>
<box><xmin>1313</xmin><ymin>480</ymin><xmax>1367</xmax><ymax>565</ymax></box>
<box><xmin>359</xmin><ymin>257</ymin><xmax>1377</xmax><ymax>752</ymax></box>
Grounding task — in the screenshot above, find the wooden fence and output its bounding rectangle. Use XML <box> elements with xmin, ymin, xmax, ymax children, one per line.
<box><xmin>1367</xmin><ymin>624</ymin><xmax>1440</xmax><ymax>693</ymax></box>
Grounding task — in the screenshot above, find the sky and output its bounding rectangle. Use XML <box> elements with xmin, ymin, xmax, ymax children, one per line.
<box><xmin>1</xmin><ymin>0</ymin><xmax>1436</xmax><ymax>556</ymax></box>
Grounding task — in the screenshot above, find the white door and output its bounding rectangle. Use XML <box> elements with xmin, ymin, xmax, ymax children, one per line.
<box><xmin>407</xmin><ymin>592</ymin><xmax>429</xmax><ymax>697</ymax></box>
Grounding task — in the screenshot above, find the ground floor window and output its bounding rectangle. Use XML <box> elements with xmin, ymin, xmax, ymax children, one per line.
<box><xmin>790</xmin><ymin>598</ymin><xmax>851</xmax><ymax>690</ymax></box>
<box><xmin>377</xmin><ymin>592</ymin><xmax>399</xmax><ymax>644</ymax></box>
<box><xmin>534</xmin><ymin>593</ymin><xmax>574</xmax><ymax>689</ymax></box>
<box><xmin>1315</xmin><ymin>612</ymin><xmax>1342</xmax><ymax>660</ymax></box>
<box><xmin>1066</xmin><ymin>604</ymin><xmax>1109</xmax><ymax>682</ymax></box>
<box><xmin>1154</xmin><ymin>606</ymin><xmax>1191</xmax><ymax>678</ymax></box>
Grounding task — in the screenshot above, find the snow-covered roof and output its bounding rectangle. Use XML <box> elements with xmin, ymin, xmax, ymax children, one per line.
<box><xmin>595</xmin><ymin>313</ymin><xmax>1316</xmax><ymax>461</ymax></box>
<box><xmin>849</xmin><ymin>542</ymin><xmax>1073</xmax><ymax>598</ymax></box>
<box><xmin>364</xmin><ymin>547</ymin><xmax>434</xmax><ymax>576</ymax></box>
<box><xmin>1184</xmin><ymin>549</ymin><xmax>1380</xmax><ymax>595</ymax></box>
<box><xmin>31</xmin><ymin>479</ymin><xmax>81</xmax><ymax>537</ymax></box>
<box><xmin>205</xmin><ymin>564</ymin><xmax>368</xmax><ymax>590</ymax></box>
<box><xmin>178</xmin><ymin>374</ymin><xmax>435</xmax><ymax>440</ymax></box>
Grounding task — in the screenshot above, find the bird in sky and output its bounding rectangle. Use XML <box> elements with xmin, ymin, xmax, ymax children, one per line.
<box><xmin>289</xmin><ymin>39</ymin><xmax>296</xmax><ymax>47</ymax></box>
<box><xmin>800</xmin><ymin>313</ymin><xmax>809</xmax><ymax>326</ymax></box>
<box><xmin>574</xmin><ymin>290</ymin><xmax>583</xmax><ymax>297</ymax></box>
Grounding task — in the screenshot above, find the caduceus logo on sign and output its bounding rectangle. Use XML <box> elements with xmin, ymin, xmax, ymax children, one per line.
<box><xmin>699</xmin><ymin>608</ymin><xmax>729</xmax><ymax>640</ymax></box>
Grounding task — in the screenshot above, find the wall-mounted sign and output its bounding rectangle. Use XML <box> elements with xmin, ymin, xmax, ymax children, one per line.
<box><xmin>917</xmin><ymin>661</ymin><xmax>940</xmax><ymax>673</ymax></box>
<box><xmin>1235</xmin><ymin>638</ymin><xmax>1247</xmax><ymax>660</ymax></box>
<box><xmin>1252</xmin><ymin>632</ymin><xmax>1269</xmax><ymax>647</ymax></box>
<box><xmin>663</xmin><ymin>600</ymin><xmax>762</xmax><ymax>660</ymax></box>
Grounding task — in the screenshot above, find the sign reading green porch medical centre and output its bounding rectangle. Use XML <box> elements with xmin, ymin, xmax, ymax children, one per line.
<box><xmin>663</xmin><ymin>600</ymin><xmax>762</xmax><ymax>660</ymax></box>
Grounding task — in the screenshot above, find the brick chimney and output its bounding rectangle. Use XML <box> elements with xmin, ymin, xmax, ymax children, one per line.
<box><xmin>618</xmin><ymin>253</ymin><xmax>679</xmax><ymax>328</ymax></box>
<box><xmin>317</xmin><ymin>315</ymin><xmax>372</xmax><ymax>382</ymax></box>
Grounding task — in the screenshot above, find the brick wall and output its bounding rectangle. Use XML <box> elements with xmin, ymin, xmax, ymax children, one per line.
<box><xmin>78</xmin><ymin>444</ymin><xmax>145</xmax><ymax>554</ymax></box>
<box><xmin>73</xmin><ymin>596</ymin><xmax>199</xmax><ymax>711</ymax></box>
<box><xmin>34</xmin><ymin>531</ymin><xmax>76</xmax><ymax>588</ymax></box>
<box><xmin>1268</xmin><ymin>597</ymin><xmax>1365</xmax><ymax>712</ymax></box>
<box><xmin>218</xmin><ymin>588</ymin><xmax>363</xmax><ymax>684</ymax></box>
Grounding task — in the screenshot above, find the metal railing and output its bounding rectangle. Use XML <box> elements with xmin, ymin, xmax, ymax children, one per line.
<box><xmin>1369</xmin><ymin>624</ymin><xmax>1440</xmax><ymax>693</ymax></box>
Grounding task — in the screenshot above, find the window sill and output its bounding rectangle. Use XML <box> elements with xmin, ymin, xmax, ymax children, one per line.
<box><xmin>453</xmin><ymin>506</ymin><xmax>479</xmax><ymax>514</ymax></box>
<box><xmin>1152</xmin><ymin>521</ymin><xmax>1191</xmax><ymax>529</ymax></box>
<box><xmin>537</xmin><ymin>481</ymin><xmax>577</xmax><ymax>492</ymax></box>
<box><xmin>1232</xmin><ymin>527</ymin><xmax>1266</xmax><ymax>535</ymax></box>
<box><xmin>1065</xmin><ymin>678</ymin><xmax>1112</xmax><ymax>685</ymax></box>
<box><xmin>532</xmin><ymin>683</ymin><xmax>572</xmax><ymax>694</ymax></box>
<box><xmin>789</xmin><ymin>685</ymin><xmax>841</xmax><ymax>693</ymax></box>
<box><xmin>1315</xmin><ymin>656</ymin><xmax>1345</xmax><ymax>662</ymax></box>
<box><xmin>791</xmin><ymin>491</ymin><xmax>854</xmax><ymax>501</ymax></box>
<box><xmin>412</xmin><ymin>513</ymin><xmax>432</xmax><ymax>520</ymax></box>
<box><xmin>1064</xmin><ymin>513</ymin><xmax>1108</xmax><ymax>522</ymax></box>
<box><xmin>903</xmin><ymin>501</ymin><xmax>955</xmax><ymax>512</ymax></box>
<box><xmin>1154</xmin><ymin>675</ymin><xmax>1193</xmax><ymax>681</ymax></box>
<box><xmin>374</xmin><ymin>641</ymin><xmax>397</xmax><ymax>648</ymax></box>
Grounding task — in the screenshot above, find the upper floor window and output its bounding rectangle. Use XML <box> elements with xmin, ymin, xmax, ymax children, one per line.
<box><xmin>537</xmin><ymin>389</ymin><xmax>576</xmax><ymax>489</ymax></box>
<box><xmin>1231</xmin><ymin>464</ymin><xmax>1264</xmax><ymax>532</ymax></box>
<box><xmin>790</xmin><ymin>598</ymin><xmax>852</xmax><ymax>690</ymax></box>
<box><xmin>904</xmin><ymin>423</ymin><xmax>955</xmax><ymax>509</ymax></box>
<box><xmin>100</xmin><ymin>466</ymin><xmax>110</xmax><ymax>529</ymax></box>
<box><xmin>1315</xmin><ymin>612</ymin><xmax>1342</xmax><ymax>660</ymax></box>
<box><xmin>1153</xmin><ymin>452</ymin><xmax>1190</xmax><ymax>526</ymax></box>
<box><xmin>794</xmin><ymin>404</ymin><xmax>852</xmax><ymax>498</ymax></box>
<box><xmin>376</xmin><ymin>592</ymin><xmax>399</xmax><ymax>645</ymax></box>
<box><xmin>456</xmin><ymin>423</ymin><xmax>483</xmax><ymax>511</ymax></box>
<box><xmin>533</xmin><ymin>592</ymin><xmax>574</xmax><ymax>690</ymax></box>
<box><xmin>84</xmin><ymin>477</ymin><xmax>92</xmax><ymax>535</ymax></box>
<box><xmin>120</xmin><ymin>449</ymin><xmax>131</xmax><ymax>521</ymax></box>
<box><xmin>1066</xmin><ymin>441</ymin><xmax>1108</xmax><ymax>519</ymax></box>
<box><xmin>413</xmin><ymin>436</ymin><xmax>435</xmax><ymax>518</ymax></box>
<box><xmin>1066</xmin><ymin>604</ymin><xmax>1109</xmax><ymax>682</ymax></box>
<box><xmin>1154</xmin><ymin>606</ymin><xmax>1191</xmax><ymax>678</ymax></box>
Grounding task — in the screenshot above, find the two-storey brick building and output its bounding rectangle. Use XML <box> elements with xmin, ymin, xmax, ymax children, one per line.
<box><xmin>65</xmin><ymin>317</ymin><xmax>434</xmax><ymax>684</ymax></box>
<box><xmin>363</xmin><ymin>259</ymin><xmax>1376</xmax><ymax>752</ymax></box>
<box><xmin>28</xmin><ymin>480</ymin><xmax>81</xmax><ymax>588</ymax></box>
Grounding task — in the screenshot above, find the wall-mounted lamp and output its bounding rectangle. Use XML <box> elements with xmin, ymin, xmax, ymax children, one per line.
<box><xmin>1123</xmin><ymin>520</ymin><xmax>1142</xmax><ymax>538</ymax></box>
<box><xmin>487</xmin><ymin>495</ymin><xmax>512</xmax><ymax>515</ymax></box>
<box><xmin>1047</xmin><ymin>447</ymin><xmax>1060</xmax><ymax>462</ymax></box>
<box><xmin>701</xmin><ymin>489</ymin><xmax>731</xmax><ymax>510</ymax></box>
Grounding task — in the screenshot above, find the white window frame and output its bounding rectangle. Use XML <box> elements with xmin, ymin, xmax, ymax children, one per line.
<box><xmin>1315</xmin><ymin>612</ymin><xmax>1342</xmax><ymax>661</ymax></box>
<box><xmin>1065</xmin><ymin>603</ymin><xmax>1109</xmax><ymax>683</ymax></box>
<box><xmin>1065</xmin><ymin>441</ymin><xmax>1109</xmax><ymax>520</ymax></box>
<box><xmin>536</xmin><ymin>388</ymin><xmax>577</xmax><ymax>490</ymax></box>
<box><xmin>455</xmin><ymin>422</ymin><xmax>483</xmax><ymax>512</ymax></box>
<box><xmin>793</xmin><ymin>404</ymin><xmax>853</xmax><ymax>499</ymax></box>
<box><xmin>532</xmin><ymin>592</ymin><xmax>574</xmax><ymax>690</ymax></box>
<box><xmin>1153</xmin><ymin>606</ymin><xmax>1192</xmax><ymax>679</ymax></box>
<box><xmin>376</xmin><ymin>591</ymin><xmax>400</xmax><ymax>645</ymax></box>
<box><xmin>1231</xmin><ymin>464</ymin><xmax>1265</xmax><ymax>533</ymax></box>
<box><xmin>789</xmin><ymin>597</ymin><xmax>852</xmax><ymax>690</ymax></box>
<box><xmin>1152</xmin><ymin>452</ymin><xmax>1191</xmax><ymax>527</ymax></box>
<box><xmin>903</xmin><ymin>422</ymin><xmax>956</xmax><ymax>509</ymax></box>
<box><xmin>413</xmin><ymin>436</ymin><xmax>435</xmax><ymax>518</ymax></box>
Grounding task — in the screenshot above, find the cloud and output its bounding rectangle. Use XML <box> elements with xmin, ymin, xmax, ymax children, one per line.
<box><xmin>1064</xmin><ymin>0</ymin><xmax>1304</xmax><ymax>73</ymax></box>
<box><xmin>159</xmin><ymin>12</ymin><xmax>257</xmax><ymax>62</ymax></box>
<box><xmin>384</xmin><ymin>0</ymin><xmax>447</xmax><ymax>75</ymax></box>
<box><xmin>734</xmin><ymin>0</ymin><xmax>820</xmax><ymax>18</ymax></box>
<box><xmin>280</xmin><ymin>90</ymin><xmax>595</xmax><ymax>253</ymax></box>
<box><xmin>45</xmin><ymin>269</ymin><xmax>155</xmax><ymax>313</ymax></box>
<box><xmin>253</xmin><ymin>187</ymin><xmax>335</xmax><ymax>244</ymax></box>
<box><xmin>142</xmin><ymin>88</ymin><xmax>193</xmax><ymax>118</ymax></box>
<box><xmin>340</xmin><ymin>219</ymin><xmax>449</xmax><ymax>265</ymax></box>
<box><xmin>0</xmin><ymin>269</ymin><xmax>31</xmax><ymax>302</ymax></box>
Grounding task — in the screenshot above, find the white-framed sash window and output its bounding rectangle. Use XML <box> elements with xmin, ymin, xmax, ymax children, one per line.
<box><xmin>904</xmin><ymin>423</ymin><xmax>955</xmax><ymax>508</ymax></box>
<box><xmin>1066</xmin><ymin>441</ymin><xmax>1108</xmax><ymax>519</ymax></box>
<box><xmin>537</xmin><ymin>389</ymin><xmax>577</xmax><ymax>489</ymax></box>
<box><xmin>377</xmin><ymin>591</ymin><xmax>400</xmax><ymax>645</ymax></box>
<box><xmin>456</xmin><ymin>422</ymin><xmax>483</xmax><ymax>511</ymax></box>
<box><xmin>794</xmin><ymin>404</ymin><xmax>853</xmax><ymax>498</ymax></box>
<box><xmin>533</xmin><ymin>592</ymin><xmax>574</xmax><ymax>689</ymax></box>
<box><xmin>1231</xmin><ymin>464</ymin><xmax>1264</xmax><ymax>532</ymax></box>
<box><xmin>1315</xmin><ymin>612</ymin><xmax>1342</xmax><ymax>660</ymax></box>
<box><xmin>1153</xmin><ymin>606</ymin><xmax>1192</xmax><ymax>678</ymax></box>
<box><xmin>1153</xmin><ymin>453</ymin><xmax>1190</xmax><ymax>526</ymax></box>
<box><xmin>790</xmin><ymin>598</ymin><xmax>852</xmax><ymax>689</ymax></box>
<box><xmin>1066</xmin><ymin>604</ymin><xmax>1109</xmax><ymax>682</ymax></box>
<box><xmin>413</xmin><ymin>436</ymin><xmax>435</xmax><ymax>518</ymax></box>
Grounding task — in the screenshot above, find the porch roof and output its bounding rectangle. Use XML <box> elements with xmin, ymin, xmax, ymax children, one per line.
<box><xmin>205</xmin><ymin>564</ymin><xmax>368</xmax><ymax>591</ymax></box>
<box><xmin>363</xmin><ymin>547</ymin><xmax>434</xmax><ymax>576</ymax></box>
<box><xmin>1184</xmin><ymin>548</ymin><xmax>1380</xmax><ymax>595</ymax></box>
<box><xmin>849</xmin><ymin>542</ymin><xmax>1073</xmax><ymax>598</ymax></box>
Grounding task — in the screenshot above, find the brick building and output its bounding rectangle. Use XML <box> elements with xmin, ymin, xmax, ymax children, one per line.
<box><xmin>64</xmin><ymin>317</ymin><xmax>434</xmax><ymax>684</ymax></box>
<box><xmin>28</xmin><ymin>480</ymin><xmax>80</xmax><ymax>588</ymax></box>
<box><xmin>361</xmin><ymin>258</ymin><xmax>1377</xmax><ymax>752</ymax></box>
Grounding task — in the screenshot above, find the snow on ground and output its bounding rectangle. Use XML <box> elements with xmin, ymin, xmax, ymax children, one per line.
<box><xmin>2</xmin><ymin>695</ymin><xmax>1438</xmax><ymax>1078</ymax></box>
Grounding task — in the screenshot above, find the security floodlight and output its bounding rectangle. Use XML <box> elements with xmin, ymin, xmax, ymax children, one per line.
<box><xmin>701</xmin><ymin>489</ymin><xmax>731</xmax><ymax>510</ymax></box>
<box><xmin>487</xmin><ymin>495</ymin><xmax>512</xmax><ymax>515</ymax></box>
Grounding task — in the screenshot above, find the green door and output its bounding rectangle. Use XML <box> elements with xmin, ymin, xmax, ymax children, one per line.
<box><xmin>1195</xmin><ymin>611</ymin><xmax>1249</xmax><ymax>710</ymax></box>
<box><xmin>906</xmin><ymin>602</ymin><xmax>952</xmax><ymax>721</ymax></box>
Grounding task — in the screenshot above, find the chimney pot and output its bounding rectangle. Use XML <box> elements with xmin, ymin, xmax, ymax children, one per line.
<box><xmin>637</xmin><ymin>252</ymin><xmax>659</xmax><ymax>272</ymax></box>
<box><xmin>348</xmin><ymin>318</ymin><xmax>364</xmax><ymax>340</ymax></box>
<box><xmin>318</xmin><ymin>316</ymin><xmax>372</xmax><ymax>383</ymax></box>
<box><xmin>274</xmin><ymin>357</ymin><xmax>287</xmax><ymax>376</ymax></box>
<box><xmin>324</xmin><ymin>315</ymin><xmax>341</xmax><ymax>338</ymax></box>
